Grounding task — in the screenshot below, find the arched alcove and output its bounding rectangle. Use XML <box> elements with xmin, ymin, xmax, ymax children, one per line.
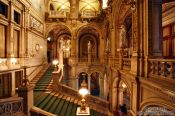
<box><xmin>90</xmin><ymin>72</ymin><xmax>100</xmax><ymax>96</ymax></box>
<box><xmin>78</xmin><ymin>72</ymin><xmax>88</xmax><ymax>89</ymax></box>
<box><xmin>118</xmin><ymin>80</ymin><xmax>131</xmax><ymax>113</ymax></box>
<box><xmin>79</xmin><ymin>34</ymin><xmax>98</xmax><ymax>58</ymax></box>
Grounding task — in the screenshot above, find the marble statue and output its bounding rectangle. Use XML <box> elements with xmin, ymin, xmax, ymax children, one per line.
<box><xmin>119</xmin><ymin>25</ymin><xmax>127</xmax><ymax>48</ymax></box>
<box><xmin>88</xmin><ymin>41</ymin><xmax>91</xmax><ymax>53</ymax></box>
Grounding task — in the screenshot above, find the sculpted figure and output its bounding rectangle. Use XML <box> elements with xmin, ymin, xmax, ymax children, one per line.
<box><xmin>88</xmin><ymin>41</ymin><xmax>91</xmax><ymax>53</ymax></box>
<box><xmin>119</xmin><ymin>25</ymin><xmax>127</xmax><ymax>48</ymax></box>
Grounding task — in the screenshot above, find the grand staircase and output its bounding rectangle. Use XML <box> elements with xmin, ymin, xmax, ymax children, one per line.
<box><xmin>32</xmin><ymin>65</ymin><xmax>107</xmax><ymax>116</ymax></box>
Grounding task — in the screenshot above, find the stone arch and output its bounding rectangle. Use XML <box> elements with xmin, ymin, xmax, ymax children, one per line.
<box><xmin>75</xmin><ymin>23</ymin><xmax>102</xmax><ymax>40</ymax></box>
<box><xmin>78</xmin><ymin>72</ymin><xmax>88</xmax><ymax>89</ymax></box>
<box><xmin>112</xmin><ymin>0</ymin><xmax>132</xmax><ymax>55</ymax></box>
<box><xmin>45</xmin><ymin>23</ymin><xmax>72</xmax><ymax>38</ymax></box>
<box><xmin>111</xmin><ymin>74</ymin><xmax>131</xmax><ymax>112</ymax></box>
<box><xmin>90</xmin><ymin>72</ymin><xmax>100</xmax><ymax>96</ymax></box>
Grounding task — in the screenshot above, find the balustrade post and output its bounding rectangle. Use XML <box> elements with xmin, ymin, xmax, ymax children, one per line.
<box><xmin>167</xmin><ymin>62</ymin><xmax>173</xmax><ymax>79</ymax></box>
<box><xmin>17</xmin><ymin>66</ymin><xmax>34</xmax><ymax>116</ymax></box>
<box><xmin>88</xmin><ymin>74</ymin><xmax>91</xmax><ymax>94</ymax></box>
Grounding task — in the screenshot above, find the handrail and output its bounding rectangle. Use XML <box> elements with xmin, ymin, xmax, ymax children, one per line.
<box><xmin>0</xmin><ymin>97</ymin><xmax>24</xmax><ymax>116</ymax></box>
<box><xmin>30</xmin><ymin>106</ymin><xmax>56</xmax><ymax>116</ymax></box>
<box><xmin>0</xmin><ymin>64</ymin><xmax>45</xmax><ymax>74</ymax></box>
<box><xmin>53</xmin><ymin>83</ymin><xmax>109</xmax><ymax>114</ymax></box>
<box><xmin>25</xmin><ymin>64</ymin><xmax>46</xmax><ymax>78</ymax></box>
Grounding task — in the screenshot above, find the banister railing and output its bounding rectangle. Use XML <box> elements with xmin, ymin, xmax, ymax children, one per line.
<box><xmin>30</xmin><ymin>106</ymin><xmax>56</xmax><ymax>116</ymax></box>
<box><xmin>53</xmin><ymin>83</ymin><xmax>109</xmax><ymax>114</ymax></box>
<box><xmin>123</xmin><ymin>58</ymin><xmax>131</xmax><ymax>70</ymax></box>
<box><xmin>148</xmin><ymin>59</ymin><xmax>175</xmax><ymax>79</ymax></box>
<box><xmin>0</xmin><ymin>97</ymin><xmax>24</xmax><ymax>116</ymax></box>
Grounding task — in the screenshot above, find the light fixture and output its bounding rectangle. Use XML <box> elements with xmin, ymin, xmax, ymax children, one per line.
<box><xmin>102</xmin><ymin>0</ymin><xmax>108</xmax><ymax>9</ymax></box>
<box><xmin>52</xmin><ymin>59</ymin><xmax>59</xmax><ymax>71</ymax></box>
<box><xmin>122</xmin><ymin>83</ymin><xmax>127</xmax><ymax>88</ymax></box>
<box><xmin>79</xmin><ymin>80</ymin><xmax>88</xmax><ymax>97</ymax></box>
<box><xmin>47</xmin><ymin>37</ymin><xmax>51</xmax><ymax>41</ymax></box>
<box><xmin>11</xmin><ymin>58</ymin><xmax>17</xmax><ymax>64</ymax></box>
<box><xmin>77</xmin><ymin>77</ymin><xmax>90</xmax><ymax>115</ymax></box>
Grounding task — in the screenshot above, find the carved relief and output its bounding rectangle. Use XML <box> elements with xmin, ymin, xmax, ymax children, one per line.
<box><xmin>30</xmin><ymin>16</ymin><xmax>44</xmax><ymax>33</ymax></box>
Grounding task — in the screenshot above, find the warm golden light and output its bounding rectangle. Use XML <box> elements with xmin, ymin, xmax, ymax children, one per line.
<box><xmin>79</xmin><ymin>88</ymin><xmax>88</xmax><ymax>97</ymax></box>
<box><xmin>102</xmin><ymin>0</ymin><xmax>108</xmax><ymax>9</ymax></box>
<box><xmin>52</xmin><ymin>59</ymin><xmax>59</xmax><ymax>65</ymax></box>
<box><xmin>122</xmin><ymin>83</ymin><xmax>127</xmax><ymax>88</ymax></box>
<box><xmin>11</xmin><ymin>58</ymin><xmax>17</xmax><ymax>64</ymax></box>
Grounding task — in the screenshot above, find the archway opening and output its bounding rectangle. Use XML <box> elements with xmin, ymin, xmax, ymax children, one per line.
<box><xmin>118</xmin><ymin>81</ymin><xmax>130</xmax><ymax>114</ymax></box>
<box><xmin>78</xmin><ymin>72</ymin><xmax>88</xmax><ymax>89</ymax></box>
<box><xmin>90</xmin><ymin>72</ymin><xmax>100</xmax><ymax>96</ymax></box>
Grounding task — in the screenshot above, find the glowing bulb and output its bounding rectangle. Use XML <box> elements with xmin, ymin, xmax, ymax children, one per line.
<box><xmin>122</xmin><ymin>83</ymin><xmax>127</xmax><ymax>88</ymax></box>
<box><xmin>11</xmin><ymin>58</ymin><xmax>17</xmax><ymax>64</ymax></box>
<box><xmin>103</xmin><ymin>0</ymin><xmax>108</xmax><ymax>9</ymax></box>
<box><xmin>79</xmin><ymin>88</ymin><xmax>88</xmax><ymax>97</ymax></box>
<box><xmin>52</xmin><ymin>59</ymin><xmax>59</xmax><ymax>65</ymax></box>
<box><xmin>47</xmin><ymin>37</ymin><xmax>51</xmax><ymax>41</ymax></box>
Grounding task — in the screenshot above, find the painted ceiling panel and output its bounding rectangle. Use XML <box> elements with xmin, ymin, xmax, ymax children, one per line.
<box><xmin>79</xmin><ymin>0</ymin><xmax>100</xmax><ymax>13</ymax></box>
<box><xmin>50</xmin><ymin>0</ymin><xmax>70</xmax><ymax>11</ymax></box>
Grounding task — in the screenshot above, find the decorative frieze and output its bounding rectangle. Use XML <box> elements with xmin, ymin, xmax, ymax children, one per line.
<box><xmin>29</xmin><ymin>16</ymin><xmax>43</xmax><ymax>34</ymax></box>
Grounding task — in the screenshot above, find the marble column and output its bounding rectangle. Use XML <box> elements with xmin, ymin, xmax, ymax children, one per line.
<box><xmin>7</xmin><ymin>1</ymin><xmax>14</xmax><ymax>57</ymax></box>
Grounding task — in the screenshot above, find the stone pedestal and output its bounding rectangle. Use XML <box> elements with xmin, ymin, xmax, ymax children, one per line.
<box><xmin>18</xmin><ymin>85</ymin><xmax>34</xmax><ymax>116</ymax></box>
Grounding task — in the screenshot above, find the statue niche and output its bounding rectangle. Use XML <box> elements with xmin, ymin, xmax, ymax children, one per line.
<box><xmin>79</xmin><ymin>35</ymin><xmax>98</xmax><ymax>59</ymax></box>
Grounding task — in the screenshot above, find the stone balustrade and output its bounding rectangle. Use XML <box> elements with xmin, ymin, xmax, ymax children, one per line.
<box><xmin>53</xmin><ymin>83</ymin><xmax>109</xmax><ymax>114</ymax></box>
<box><xmin>49</xmin><ymin>11</ymin><xmax>68</xmax><ymax>18</ymax></box>
<box><xmin>0</xmin><ymin>97</ymin><xmax>24</xmax><ymax>116</ymax></box>
<box><xmin>148</xmin><ymin>59</ymin><xmax>175</xmax><ymax>79</ymax></box>
<box><xmin>123</xmin><ymin>58</ymin><xmax>131</xmax><ymax>70</ymax></box>
<box><xmin>81</xmin><ymin>11</ymin><xmax>98</xmax><ymax>19</ymax></box>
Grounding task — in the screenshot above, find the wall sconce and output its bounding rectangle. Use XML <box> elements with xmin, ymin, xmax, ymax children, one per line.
<box><xmin>11</xmin><ymin>58</ymin><xmax>17</xmax><ymax>64</ymax></box>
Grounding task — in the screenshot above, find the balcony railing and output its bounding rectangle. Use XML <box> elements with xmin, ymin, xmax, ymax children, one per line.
<box><xmin>0</xmin><ymin>97</ymin><xmax>24</xmax><ymax>116</ymax></box>
<box><xmin>148</xmin><ymin>59</ymin><xmax>175</xmax><ymax>79</ymax></box>
<box><xmin>123</xmin><ymin>58</ymin><xmax>131</xmax><ymax>70</ymax></box>
<box><xmin>53</xmin><ymin>83</ymin><xmax>109</xmax><ymax>114</ymax></box>
<box><xmin>81</xmin><ymin>11</ymin><xmax>98</xmax><ymax>19</ymax></box>
<box><xmin>78</xmin><ymin>58</ymin><xmax>100</xmax><ymax>63</ymax></box>
<box><xmin>48</xmin><ymin>11</ymin><xmax>68</xmax><ymax>18</ymax></box>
